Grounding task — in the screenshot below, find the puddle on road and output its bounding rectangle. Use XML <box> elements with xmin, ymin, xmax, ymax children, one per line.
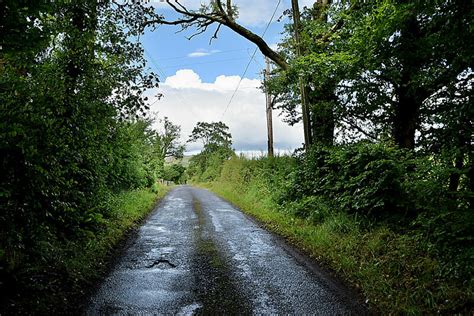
<box><xmin>146</xmin><ymin>258</ymin><xmax>177</xmax><ymax>269</ymax></box>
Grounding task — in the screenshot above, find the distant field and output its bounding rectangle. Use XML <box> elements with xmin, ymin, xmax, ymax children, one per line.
<box><xmin>165</xmin><ymin>155</ymin><xmax>193</xmax><ymax>167</ymax></box>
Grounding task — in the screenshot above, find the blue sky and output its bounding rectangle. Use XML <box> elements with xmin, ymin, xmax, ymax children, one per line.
<box><xmin>141</xmin><ymin>1</ymin><xmax>312</xmax><ymax>154</ymax></box>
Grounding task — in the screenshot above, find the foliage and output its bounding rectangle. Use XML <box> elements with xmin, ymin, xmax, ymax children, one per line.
<box><xmin>187</xmin><ymin>121</ymin><xmax>234</xmax><ymax>182</ymax></box>
<box><xmin>0</xmin><ymin>1</ymin><xmax>176</xmax><ymax>313</ymax></box>
<box><xmin>285</xmin><ymin>143</ymin><xmax>438</xmax><ymax>218</ymax></box>
<box><xmin>163</xmin><ymin>164</ymin><xmax>187</xmax><ymax>184</ymax></box>
<box><xmin>188</xmin><ymin>121</ymin><xmax>232</xmax><ymax>149</ymax></box>
<box><xmin>154</xmin><ymin>116</ymin><xmax>185</xmax><ymax>161</ymax></box>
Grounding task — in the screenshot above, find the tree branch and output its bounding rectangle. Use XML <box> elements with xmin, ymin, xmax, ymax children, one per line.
<box><xmin>144</xmin><ymin>0</ymin><xmax>288</xmax><ymax>70</ymax></box>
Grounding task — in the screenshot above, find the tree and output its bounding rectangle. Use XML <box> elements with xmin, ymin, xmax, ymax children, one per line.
<box><xmin>154</xmin><ymin>116</ymin><xmax>185</xmax><ymax>160</ymax></box>
<box><xmin>278</xmin><ymin>0</ymin><xmax>338</xmax><ymax>146</ymax></box>
<box><xmin>0</xmin><ymin>1</ymin><xmax>160</xmax><ymax>308</ymax></box>
<box><xmin>187</xmin><ymin>121</ymin><xmax>234</xmax><ymax>181</ymax></box>
<box><xmin>163</xmin><ymin>164</ymin><xmax>187</xmax><ymax>184</ymax></box>
<box><xmin>332</xmin><ymin>1</ymin><xmax>472</xmax><ymax>149</ymax></box>
<box><xmin>188</xmin><ymin>121</ymin><xmax>232</xmax><ymax>150</ymax></box>
<box><xmin>113</xmin><ymin>115</ymin><xmax>185</xmax><ymax>185</ymax></box>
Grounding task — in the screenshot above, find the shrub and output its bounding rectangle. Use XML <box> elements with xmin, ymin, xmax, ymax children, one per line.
<box><xmin>285</xmin><ymin>142</ymin><xmax>452</xmax><ymax>218</ymax></box>
<box><xmin>284</xmin><ymin>195</ymin><xmax>333</xmax><ymax>223</ymax></box>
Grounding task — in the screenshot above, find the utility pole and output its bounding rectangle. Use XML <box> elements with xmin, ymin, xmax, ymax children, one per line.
<box><xmin>291</xmin><ymin>0</ymin><xmax>312</xmax><ymax>149</ymax></box>
<box><xmin>264</xmin><ymin>57</ymin><xmax>274</xmax><ymax>158</ymax></box>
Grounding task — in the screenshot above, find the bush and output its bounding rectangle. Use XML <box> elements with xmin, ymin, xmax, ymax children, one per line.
<box><xmin>163</xmin><ymin>164</ymin><xmax>187</xmax><ymax>184</ymax></box>
<box><xmin>209</xmin><ymin>152</ymin><xmax>473</xmax><ymax>314</ymax></box>
<box><xmin>284</xmin><ymin>195</ymin><xmax>333</xmax><ymax>223</ymax></box>
<box><xmin>188</xmin><ymin>147</ymin><xmax>234</xmax><ymax>182</ymax></box>
<box><xmin>284</xmin><ymin>142</ymin><xmax>453</xmax><ymax>218</ymax></box>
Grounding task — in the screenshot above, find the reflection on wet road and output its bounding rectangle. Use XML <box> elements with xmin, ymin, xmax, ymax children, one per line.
<box><xmin>87</xmin><ymin>186</ymin><xmax>363</xmax><ymax>315</ymax></box>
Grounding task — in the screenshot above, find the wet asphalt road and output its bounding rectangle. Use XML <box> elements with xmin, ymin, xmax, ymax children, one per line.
<box><xmin>87</xmin><ymin>186</ymin><xmax>364</xmax><ymax>315</ymax></box>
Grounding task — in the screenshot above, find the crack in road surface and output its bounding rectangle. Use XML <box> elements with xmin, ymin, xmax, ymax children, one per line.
<box><xmin>86</xmin><ymin>186</ymin><xmax>365</xmax><ymax>315</ymax></box>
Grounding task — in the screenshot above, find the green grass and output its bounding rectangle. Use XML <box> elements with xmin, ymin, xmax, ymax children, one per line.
<box><xmin>65</xmin><ymin>186</ymin><xmax>170</xmax><ymax>282</ymax></box>
<box><xmin>205</xmin><ymin>181</ymin><xmax>472</xmax><ymax>314</ymax></box>
<box><xmin>4</xmin><ymin>185</ymin><xmax>170</xmax><ymax>314</ymax></box>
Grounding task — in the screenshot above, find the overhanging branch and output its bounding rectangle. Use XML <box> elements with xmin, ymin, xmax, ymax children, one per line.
<box><xmin>144</xmin><ymin>0</ymin><xmax>289</xmax><ymax>70</ymax></box>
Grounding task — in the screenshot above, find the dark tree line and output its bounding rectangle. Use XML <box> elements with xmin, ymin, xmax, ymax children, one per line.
<box><xmin>0</xmin><ymin>1</ymin><xmax>184</xmax><ymax>307</ymax></box>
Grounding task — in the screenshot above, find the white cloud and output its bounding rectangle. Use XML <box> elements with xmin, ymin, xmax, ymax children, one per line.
<box><xmin>188</xmin><ymin>51</ymin><xmax>211</xmax><ymax>58</ymax></box>
<box><xmin>146</xmin><ymin>69</ymin><xmax>303</xmax><ymax>154</ymax></box>
<box><xmin>269</xmin><ymin>43</ymin><xmax>279</xmax><ymax>52</ymax></box>
<box><xmin>163</xmin><ymin>69</ymin><xmax>260</xmax><ymax>92</ymax></box>
<box><xmin>187</xmin><ymin>48</ymin><xmax>222</xmax><ymax>58</ymax></box>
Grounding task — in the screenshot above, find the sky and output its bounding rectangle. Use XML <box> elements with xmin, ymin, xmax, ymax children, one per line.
<box><xmin>141</xmin><ymin>0</ymin><xmax>315</xmax><ymax>154</ymax></box>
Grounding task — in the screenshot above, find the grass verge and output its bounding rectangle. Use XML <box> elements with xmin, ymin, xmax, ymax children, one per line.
<box><xmin>2</xmin><ymin>185</ymin><xmax>170</xmax><ymax>315</ymax></box>
<box><xmin>205</xmin><ymin>181</ymin><xmax>472</xmax><ymax>314</ymax></box>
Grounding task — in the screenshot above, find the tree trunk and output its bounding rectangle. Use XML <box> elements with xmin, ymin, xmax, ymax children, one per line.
<box><xmin>291</xmin><ymin>0</ymin><xmax>313</xmax><ymax>149</ymax></box>
<box><xmin>393</xmin><ymin>83</ymin><xmax>419</xmax><ymax>150</ymax></box>
<box><xmin>392</xmin><ymin>15</ymin><xmax>423</xmax><ymax>150</ymax></box>
<box><xmin>308</xmin><ymin>0</ymin><xmax>334</xmax><ymax>147</ymax></box>
<box><xmin>309</xmin><ymin>90</ymin><xmax>335</xmax><ymax>146</ymax></box>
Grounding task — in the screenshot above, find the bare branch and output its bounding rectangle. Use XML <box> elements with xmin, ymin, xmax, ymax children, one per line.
<box><xmin>214</xmin><ymin>16</ymin><xmax>288</xmax><ymax>69</ymax></box>
<box><xmin>168</xmin><ymin>0</ymin><xmax>190</xmax><ymax>14</ymax></box>
<box><xmin>209</xmin><ymin>23</ymin><xmax>222</xmax><ymax>44</ymax></box>
<box><xmin>144</xmin><ymin>0</ymin><xmax>288</xmax><ymax>70</ymax></box>
<box><xmin>174</xmin><ymin>0</ymin><xmax>189</xmax><ymax>13</ymax></box>
<box><xmin>187</xmin><ymin>23</ymin><xmax>210</xmax><ymax>40</ymax></box>
<box><xmin>158</xmin><ymin>16</ymin><xmax>198</xmax><ymax>26</ymax></box>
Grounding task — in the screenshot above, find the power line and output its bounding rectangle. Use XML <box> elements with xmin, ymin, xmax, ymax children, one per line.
<box><xmin>144</xmin><ymin>48</ymin><xmax>167</xmax><ymax>78</ymax></box>
<box><xmin>143</xmin><ymin>48</ymin><xmax>193</xmax><ymax>111</ymax></box>
<box><xmin>247</xmin><ymin>48</ymin><xmax>264</xmax><ymax>69</ymax></box>
<box><xmin>221</xmin><ymin>0</ymin><xmax>282</xmax><ymax>118</ymax></box>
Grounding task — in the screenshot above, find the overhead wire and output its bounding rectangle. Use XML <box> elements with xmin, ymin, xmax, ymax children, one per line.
<box><xmin>143</xmin><ymin>48</ymin><xmax>194</xmax><ymax>113</ymax></box>
<box><xmin>221</xmin><ymin>0</ymin><xmax>282</xmax><ymax>118</ymax></box>
<box><xmin>247</xmin><ymin>48</ymin><xmax>264</xmax><ymax>69</ymax></box>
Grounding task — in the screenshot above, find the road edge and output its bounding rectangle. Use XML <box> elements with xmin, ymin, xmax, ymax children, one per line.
<box><xmin>77</xmin><ymin>186</ymin><xmax>173</xmax><ymax>315</ymax></box>
<box><xmin>195</xmin><ymin>185</ymin><xmax>373</xmax><ymax>315</ymax></box>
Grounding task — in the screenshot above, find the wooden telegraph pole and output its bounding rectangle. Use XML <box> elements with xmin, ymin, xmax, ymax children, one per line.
<box><xmin>264</xmin><ymin>57</ymin><xmax>274</xmax><ymax>158</ymax></box>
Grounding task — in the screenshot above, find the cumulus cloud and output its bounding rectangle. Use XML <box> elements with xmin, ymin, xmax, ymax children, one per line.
<box><xmin>163</xmin><ymin>69</ymin><xmax>260</xmax><ymax>92</ymax></box>
<box><xmin>146</xmin><ymin>69</ymin><xmax>303</xmax><ymax>154</ymax></box>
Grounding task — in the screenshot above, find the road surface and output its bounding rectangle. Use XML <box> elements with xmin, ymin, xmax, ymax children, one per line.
<box><xmin>86</xmin><ymin>186</ymin><xmax>365</xmax><ymax>315</ymax></box>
